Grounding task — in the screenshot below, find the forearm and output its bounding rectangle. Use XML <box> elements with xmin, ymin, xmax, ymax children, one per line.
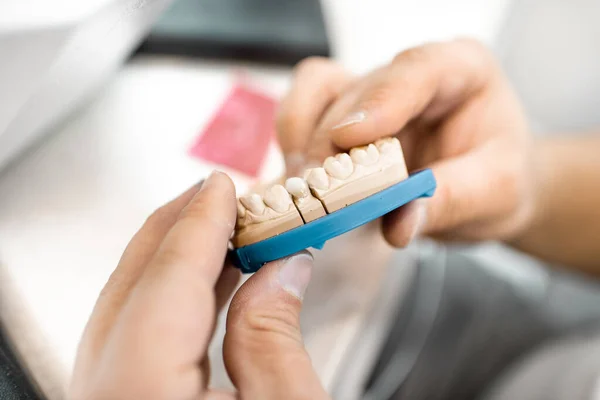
<box><xmin>509</xmin><ymin>135</ymin><xmax>600</xmax><ymax>274</ymax></box>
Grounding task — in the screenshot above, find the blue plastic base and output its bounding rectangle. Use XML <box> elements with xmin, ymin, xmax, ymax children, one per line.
<box><xmin>230</xmin><ymin>169</ymin><xmax>436</xmax><ymax>273</ymax></box>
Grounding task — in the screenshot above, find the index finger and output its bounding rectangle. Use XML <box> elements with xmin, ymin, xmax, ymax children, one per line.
<box><xmin>146</xmin><ymin>171</ymin><xmax>237</xmax><ymax>286</ymax></box>
<box><xmin>101</xmin><ymin>172</ymin><xmax>237</xmax><ymax>395</ymax></box>
<box><xmin>326</xmin><ymin>39</ymin><xmax>495</xmax><ymax>150</ymax></box>
<box><xmin>276</xmin><ymin>57</ymin><xmax>353</xmax><ymax>175</ymax></box>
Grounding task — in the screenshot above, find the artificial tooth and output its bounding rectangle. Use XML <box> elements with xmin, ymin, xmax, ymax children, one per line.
<box><xmin>263</xmin><ymin>184</ymin><xmax>293</xmax><ymax>213</ymax></box>
<box><xmin>285</xmin><ymin>177</ymin><xmax>310</xmax><ymax>199</ymax></box>
<box><xmin>324</xmin><ymin>153</ymin><xmax>354</xmax><ymax>179</ymax></box>
<box><xmin>239</xmin><ymin>193</ymin><xmax>266</xmax><ymax>215</ymax></box>
<box><xmin>306</xmin><ymin>167</ymin><xmax>330</xmax><ymax>190</ymax></box>
<box><xmin>375</xmin><ymin>137</ymin><xmax>401</xmax><ymax>154</ymax></box>
<box><xmin>350</xmin><ymin>143</ymin><xmax>379</xmax><ymax>165</ymax></box>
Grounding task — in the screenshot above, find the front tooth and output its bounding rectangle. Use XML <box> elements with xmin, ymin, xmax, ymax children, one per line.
<box><xmin>239</xmin><ymin>193</ymin><xmax>265</xmax><ymax>215</ymax></box>
<box><xmin>306</xmin><ymin>167</ymin><xmax>329</xmax><ymax>190</ymax></box>
<box><xmin>285</xmin><ymin>177</ymin><xmax>309</xmax><ymax>199</ymax></box>
<box><xmin>263</xmin><ymin>184</ymin><xmax>292</xmax><ymax>213</ymax></box>
<box><xmin>375</xmin><ymin>137</ymin><xmax>401</xmax><ymax>154</ymax></box>
<box><xmin>324</xmin><ymin>153</ymin><xmax>354</xmax><ymax>179</ymax></box>
<box><xmin>350</xmin><ymin>143</ymin><xmax>379</xmax><ymax>165</ymax></box>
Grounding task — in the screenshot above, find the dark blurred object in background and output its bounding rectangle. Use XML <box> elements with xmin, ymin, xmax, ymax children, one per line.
<box><xmin>0</xmin><ymin>323</ymin><xmax>42</xmax><ymax>400</ymax></box>
<box><xmin>136</xmin><ymin>0</ymin><xmax>331</xmax><ymax>65</ymax></box>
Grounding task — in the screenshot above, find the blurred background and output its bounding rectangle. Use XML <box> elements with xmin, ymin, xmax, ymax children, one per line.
<box><xmin>2</xmin><ymin>0</ymin><xmax>600</xmax><ymax>399</ymax></box>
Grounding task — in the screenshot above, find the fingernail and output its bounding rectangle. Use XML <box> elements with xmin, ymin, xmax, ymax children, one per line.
<box><xmin>196</xmin><ymin>179</ymin><xmax>205</xmax><ymax>188</ymax></box>
<box><xmin>199</xmin><ymin>170</ymin><xmax>222</xmax><ymax>191</ymax></box>
<box><xmin>408</xmin><ymin>201</ymin><xmax>428</xmax><ymax>242</ymax></box>
<box><xmin>332</xmin><ymin>110</ymin><xmax>367</xmax><ymax>130</ymax></box>
<box><xmin>278</xmin><ymin>252</ymin><xmax>313</xmax><ymax>300</ymax></box>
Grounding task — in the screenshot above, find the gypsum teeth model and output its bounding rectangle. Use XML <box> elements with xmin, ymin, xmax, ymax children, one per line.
<box><xmin>232</xmin><ymin>137</ymin><xmax>408</xmax><ymax>248</ymax></box>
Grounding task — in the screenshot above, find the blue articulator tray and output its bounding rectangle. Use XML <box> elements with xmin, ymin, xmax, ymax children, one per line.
<box><xmin>230</xmin><ymin>169</ymin><xmax>436</xmax><ymax>273</ymax></box>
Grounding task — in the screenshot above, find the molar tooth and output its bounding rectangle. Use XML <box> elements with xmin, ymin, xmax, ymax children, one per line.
<box><xmin>263</xmin><ymin>184</ymin><xmax>292</xmax><ymax>213</ymax></box>
<box><xmin>239</xmin><ymin>193</ymin><xmax>265</xmax><ymax>215</ymax></box>
<box><xmin>285</xmin><ymin>177</ymin><xmax>310</xmax><ymax>199</ymax></box>
<box><xmin>350</xmin><ymin>143</ymin><xmax>379</xmax><ymax>165</ymax></box>
<box><xmin>375</xmin><ymin>137</ymin><xmax>401</xmax><ymax>154</ymax></box>
<box><xmin>324</xmin><ymin>153</ymin><xmax>354</xmax><ymax>179</ymax></box>
<box><xmin>306</xmin><ymin>168</ymin><xmax>330</xmax><ymax>190</ymax></box>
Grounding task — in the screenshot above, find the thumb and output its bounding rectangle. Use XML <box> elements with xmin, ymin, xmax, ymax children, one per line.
<box><xmin>223</xmin><ymin>252</ymin><xmax>329</xmax><ymax>400</ymax></box>
<box><xmin>382</xmin><ymin>147</ymin><xmax>520</xmax><ymax>244</ymax></box>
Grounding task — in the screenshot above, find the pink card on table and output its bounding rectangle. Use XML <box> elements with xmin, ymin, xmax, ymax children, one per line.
<box><xmin>189</xmin><ymin>83</ymin><xmax>277</xmax><ymax>177</ymax></box>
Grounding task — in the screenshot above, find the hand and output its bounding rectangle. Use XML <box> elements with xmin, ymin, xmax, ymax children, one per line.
<box><xmin>277</xmin><ymin>39</ymin><xmax>536</xmax><ymax>246</ymax></box>
<box><xmin>69</xmin><ymin>172</ymin><xmax>329</xmax><ymax>400</ymax></box>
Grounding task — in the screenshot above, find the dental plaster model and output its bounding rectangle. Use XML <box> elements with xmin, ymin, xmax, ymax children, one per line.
<box><xmin>233</xmin><ymin>137</ymin><xmax>408</xmax><ymax>248</ymax></box>
<box><xmin>233</xmin><ymin>185</ymin><xmax>304</xmax><ymax>248</ymax></box>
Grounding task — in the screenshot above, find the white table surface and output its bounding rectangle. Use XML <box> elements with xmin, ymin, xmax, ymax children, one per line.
<box><xmin>0</xmin><ymin>1</ymin><xmax>511</xmax><ymax>398</ymax></box>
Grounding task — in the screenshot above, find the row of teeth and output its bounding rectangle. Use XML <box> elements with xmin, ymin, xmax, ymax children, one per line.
<box><xmin>238</xmin><ymin>138</ymin><xmax>402</xmax><ymax>217</ymax></box>
<box><xmin>237</xmin><ymin>178</ymin><xmax>314</xmax><ymax>217</ymax></box>
<box><xmin>305</xmin><ymin>137</ymin><xmax>400</xmax><ymax>190</ymax></box>
<box><xmin>237</xmin><ymin>178</ymin><xmax>311</xmax><ymax>217</ymax></box>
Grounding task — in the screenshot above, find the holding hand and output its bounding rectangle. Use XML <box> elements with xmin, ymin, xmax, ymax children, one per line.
<box><xmin>277</xmin><ymin>39</ymin><xmax>535</xmax><ymax>246</ymax></box>
<box><xmin>69</xmin><ymin>172</ymin><xmax>328</xmax><ymax>400</ymax></box>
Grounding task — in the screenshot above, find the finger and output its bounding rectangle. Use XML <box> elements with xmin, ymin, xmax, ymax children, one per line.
<box><xmin>117</xmin><ymin>182</ymin><xmax>204</xmax><ymax>280</ymax></box>
<box><xmin>223</xmin><ymin>252</ymin><xmax>329</xmax><ymax>400</ymax></box>
<box><xmin>383</xmin><ymin>153</ymin><xmax>492</xmax><ymax>246</ymax></box>
<box><xmin>215</xmin><ymin>263</ymin><xmax>241</xmax><ymax>311</ymax></box>
<box><xmin>277</xmin><ymin>57</ymin><xmax>353</xmax><ymax>175</ymax></box>
<box><xmin>201</xmin><ymin>357</ymin><xmax>211</xmax><ymax>389</ymax></box>
<box><xmin>428</xmin><ymin>142</ymin><xmax>525</xmax><ymax>237</ymax></box>
<box><xmin>205</xmin><ymin>389</ymin><xmax>237</xmax><ymax>400</ymax></box>
<box><xmin>146</xmin><ymin>170</ymin><xmax>237</xmax><ymax>287</ymax></box>
<box><xmin>384</xmin><ymin>141</ymin><xmax>522</xmax><ymax>246</ymax></box>
<box><xmin>324</xmin><ymin>39</ymin><xmax>495</xmax><ymax>150</ymax></box>
<box><xmin>201</xmin><ymin>264</ymin><xmax>240</xmax><ymax>389</ymax></box>
<box><xmin>94</xmin><ymin>171</ymin><xmax>237</xmax><ymax>398</ymax></box>
<box><xmin>71</xmin><ymin>181</ymin><xmax>202</xmax><ymax>384</ymax></box>
<box><xmin>381</xmin><ymin>199</ymin><xmax>428</xmax><ymax>248</ymax></box>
